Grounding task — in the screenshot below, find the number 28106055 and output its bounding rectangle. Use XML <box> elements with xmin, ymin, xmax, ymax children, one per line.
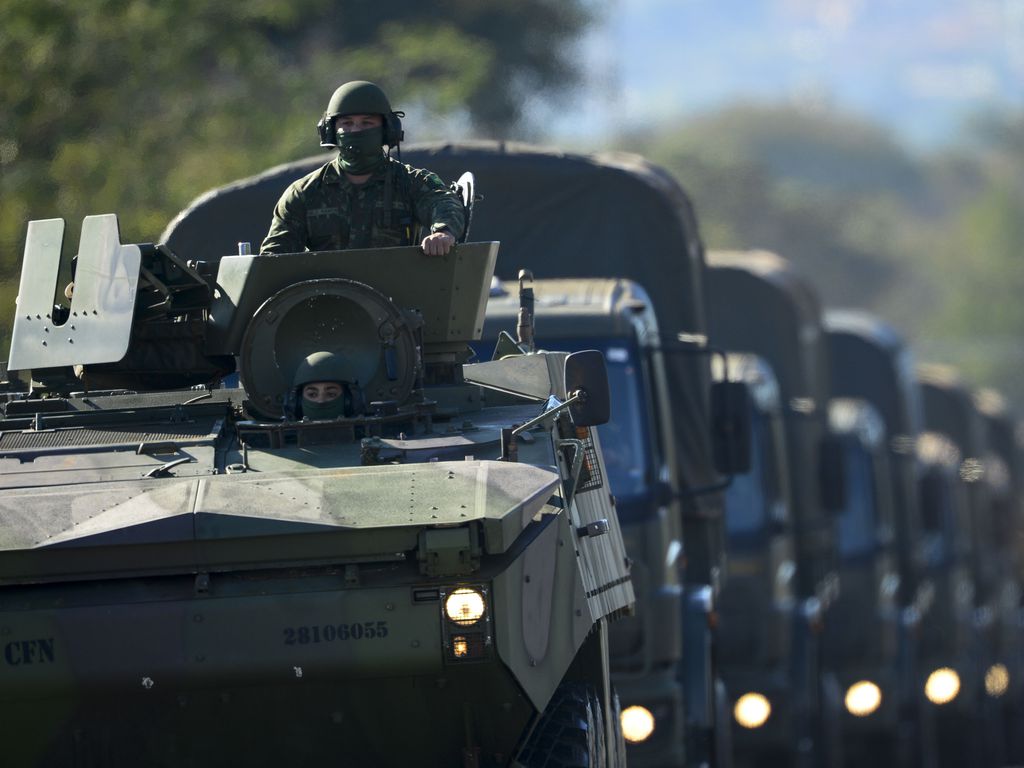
<box><xmin>283</xmin><ymin>621</ymin><xmax>389</xmax><ymax>645</ymax></box>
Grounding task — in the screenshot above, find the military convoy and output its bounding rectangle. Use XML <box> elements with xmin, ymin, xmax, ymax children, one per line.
<box><xmin>2</xmin><ymin>141</ymin><xmax>1023</xmax><ymax>768</ymax></box>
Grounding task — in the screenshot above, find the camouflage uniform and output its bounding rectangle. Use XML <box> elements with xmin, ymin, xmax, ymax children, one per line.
<box><xmin>260</xmin><ymin>156</ymin><xmax>465</xmax><ymax>255</ymax></box>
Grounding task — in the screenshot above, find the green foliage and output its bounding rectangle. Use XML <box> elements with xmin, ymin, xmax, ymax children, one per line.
<box><xmin>0</xmin><ymin>0</ymin><xmax>595</xmax><ymax>352</ymax></box>
<box><xmin>0</xmin><ymin>0</ymin><xmax>594</xmax><ymax>255</ymax></box>
<box><xmin>627</xmin><ymin>108</ymin><xmax>907</xmax><ymax>310</ymax></box>
<box><xmin>928</xmin><ymin>127</ymin><xmax>1024</xmax><ymax>397</ymax></box>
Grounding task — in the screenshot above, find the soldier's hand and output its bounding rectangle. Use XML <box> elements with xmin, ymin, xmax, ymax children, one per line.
<box><xmin>421</xmin><ymin>231</ymin><xmax>455</xmax><ymax>256</ymax></box>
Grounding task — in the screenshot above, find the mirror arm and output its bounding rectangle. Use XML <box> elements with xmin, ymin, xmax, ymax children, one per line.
<box><xmin>511</xmin><ymin>390</ymin><xmax>586</xmax><ymax>437</ymax></box>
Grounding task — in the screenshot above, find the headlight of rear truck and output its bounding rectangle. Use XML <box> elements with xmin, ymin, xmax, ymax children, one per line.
<box><xmin>621</xmin><ymin>705</ymin><xmax>656</xmax><ymax>743</ymax></box>
<box><xmin>845</xmin><ymin>680</ymin><xmax>882</xmax><ymax>717</ymax></box>
<box><xmin>734</xmin><ymin>693</ymin><xmax>771</xmax><ymax>729</ymax></box>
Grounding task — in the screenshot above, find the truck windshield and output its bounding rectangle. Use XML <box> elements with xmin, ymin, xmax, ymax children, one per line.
<box><xmin>837</xmin><ymin>443</ymin><xmax>878</xmax><ymax>558</ymax></box>
<box><xmin>725</xmin><ymin>406</ymin><xmax>770</xmax><ymax>536</ymax></box>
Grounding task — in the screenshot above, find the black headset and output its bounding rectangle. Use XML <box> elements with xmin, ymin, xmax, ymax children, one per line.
<box><xmin>317</xmin><ymin>111</ymin><xmax>405</xmax><ymax>148</ymax></box>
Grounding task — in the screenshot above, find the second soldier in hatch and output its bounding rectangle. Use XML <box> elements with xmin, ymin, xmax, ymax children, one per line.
<box><xmin>260</xmin><ymin>80</ymin><xmax>465</xmax><ymax>256</ymax></box>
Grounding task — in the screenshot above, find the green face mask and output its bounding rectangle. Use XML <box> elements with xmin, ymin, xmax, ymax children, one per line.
<box><xmin>337</xmin><ymin>126</ymin><xmax>385</xmax><ymax>174</ymax></box>
<box><xmin>301</xmin><ymin>395</ymin><xmax>347</xmax><ymax>420</ymax></box>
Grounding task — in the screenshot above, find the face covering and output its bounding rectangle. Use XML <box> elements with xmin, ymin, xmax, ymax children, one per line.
<box><xmin>337</xmin><ymin>126</ymin><xmax>385</xmax><ymax>175</ymax></box>
<box><xmin>301</xmin><ymin>386</ymin><xmax>349</xmax><ymax>420</ymax></box>
<box><xmin>301</xmin><ymin>397</ymin><xmax>347</xmax><ymax>420</ymax></box>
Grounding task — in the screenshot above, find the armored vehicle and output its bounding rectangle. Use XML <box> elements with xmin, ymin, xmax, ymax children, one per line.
<box><xmin>705</xmin><ymin>251</ymin><xmax>844</xmax><ymax>768</ymax></box>
<box><xmin>160</xmin><ymin>142</ymin><xmax>742</xmax><ymax>767</ymax></box>
<box><xmin>917</xmin><ymin>365</ymin><xmax>1007</xmax><ymax>768</ymax></box>
<box><xmin>823</xmin><ymin>311</ymin><xmax>937</xmax><ymax>767</ymax></box>
<box><xmin>0</xmin><ymin>214</ymin><xmax>634</xmax><ymax>766</ymax></box>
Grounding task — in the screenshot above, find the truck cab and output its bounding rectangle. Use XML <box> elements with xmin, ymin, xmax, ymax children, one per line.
<box><xmin>706</xmin><ymin>250</ymin><xmax>843</xmax><ymax>768</ymax></box>
<box><xmin>714</xmin><ymin>354</ymin><xmax>799</xmax><ymax>766</ymax></box>
<box><xmin>480</xmin><ymin>276</ymin><xmax>688</xmax><ymax>765</ymax></box>
<box><xmin>824</xmin><ymin>399</ymin><xmax>905</xmax><ymax>762</ymax></box>
<box><xmin>824</xmin><ymin>311</ymin><xmax>937</xmax><ymax>767</ymax></box>
<box><xmin>973</xmin><ymin>388</ymin><xmax>1024</xmax><ymax>762</ymax></box>
<box><xmin>917</xmin><ymin>365</ymin><xmax>1006</xmax><ymax>768</ymax></box>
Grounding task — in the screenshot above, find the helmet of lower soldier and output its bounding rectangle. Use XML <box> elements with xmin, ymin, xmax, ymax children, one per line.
<box><xmin>293</xmin><ymin>351</ymin><xmax>350</xmax><ymax>389</ymax></box>
<box><xmin>292</xmin><ymin>351</ymin><xmax>358</xmax><ymax>421</ymax></box>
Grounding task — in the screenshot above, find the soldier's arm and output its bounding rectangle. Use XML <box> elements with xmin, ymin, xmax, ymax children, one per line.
<box><xmin>409</xmin><ymin>168</ymin><xmax>467</xmax><ymax>243</ymax></box>
<box><xmin>259</xmin><ymin>186</ymin><xmax>308</xmax><ymax>255</ymax></box>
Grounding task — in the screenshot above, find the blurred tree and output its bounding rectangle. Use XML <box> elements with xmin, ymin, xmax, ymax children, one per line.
<box><xmin>0</xmin><ymin>0</ymin><xmax>596</xmax><ymax>275</ymax></box>
<box><xmin>627</xmin><ymin>109</ymin><xmax>910</xmax><ymax>311</ymax></box>
<box><xmin>655</xmin><ymin>103</ymin><xmax>931</xmax><ymax>205</ymax></box>
<box><xmin>924</xmin><ymin>111</ymin><xmax>1024</xmax><ymax>399</ymax></box>
<box><xmin>625</xmin><ymin>102</ymin><xmax>1024</xmax><ymax>406</ymax></box>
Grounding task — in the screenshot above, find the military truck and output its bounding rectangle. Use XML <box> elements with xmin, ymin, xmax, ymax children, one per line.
<box><xmin>712</xmin><ymin>354</ymin><xmax>799</xmax><ymax>767</ymax></box>
<box><xmin>823</xmin><ymin>311</ymin><xmax>937</xmax><ymax>767</ymax></box>
<box><xmin>914</xmin><ymin>426</ymin><xmax>975</xmax><ymax>728</ymax></box>
<box><xmin>822</xmin><ymin>397</ymin><xmax>904</xmax><ymax>764</ymax></box>
<box><xmin>973</xmin><ymin>388</ymin><xmax>1024</xmax><ymax>762</ymax></box>
<box><xmin>160</xmin><ymin>142</ymin><xmax>742</xmax><ymax>767</ymax></box>
<box><xmin>705</xmin><ymin>251</ymin><xmax>844</xmax><ymax>768</ymax></box>
<box><xmin>0</xmin><ymin>214</ymin><xmax>634</xmax><ymax>767</ymax></box>
<box><xmin>917</xmin><ymin>365</ymin><xmax>1006</xmax><ymax>768</ymax></box>
<box><xmin>479</xmin><ymin>277</ymin><xmax>750</xmax><ymax>766</ymax></box>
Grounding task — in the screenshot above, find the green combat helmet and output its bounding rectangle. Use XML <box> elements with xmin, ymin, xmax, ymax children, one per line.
<box><xmin>290</xmin><ymin>350</ymin><xmax>361</xmax><ymax>420</ymax></box>
<box><xmin>293</xmin><ymin>350</ymin><xmax>350</xmax><ymax>389</ymax></box>
<box><xmin>317</xmin><ymin>80</ymin><xmax>405</xmax><ymax>148</ymax></box>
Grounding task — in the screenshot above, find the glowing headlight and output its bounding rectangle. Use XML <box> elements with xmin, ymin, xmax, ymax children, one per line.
<box><xmin>734</xmin><ymin>693</ymin><xmax>771</xmax><ymax>729</ymax></box>
<box><xmin>986</xmin><ymin>663</ymin><xmax>1010</xmax><ymax>698</ymax></box>
<box><xmin>925</xmin><ymin>668</ymin><xmax>961</xmax><ymax>705</ymax></box>
<box><xmin>620</xmin><ymin>705</ymin><xmax>655</xmax><ymax>744</ymax></box>
<box><xmin>845</xmin><ymin>681</ymin><xmax>882</xmax><ymax>717</ymax></box>
<box><xmin>444</xmin><ymin>588</ymin><xmax>486</xmax><ymax>625</ymax></box>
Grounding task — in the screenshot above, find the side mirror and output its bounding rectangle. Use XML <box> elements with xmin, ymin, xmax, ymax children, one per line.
<box><xmin>564</xmin><ymin>350</ymin><xmax>611</xmax><ymax>427</ymax></box>
<box><xmin>711</xmin><ymin>380</ymin><xmax>752</xmax><ymax>474</ymax></box>
<box><xmin>819</xmin><ymin>434</ymin><xmax>847</xmax><ymax>513</ymax></box>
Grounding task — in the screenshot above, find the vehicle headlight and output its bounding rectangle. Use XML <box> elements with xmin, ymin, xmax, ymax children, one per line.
<box><xmin>734</xmin><ymin>693</ymin><xmax>771</xmax><ymax>729</ymax></box>
<box><xmin>621</xmin><ymin>705</ymin><xmax>655</xmax><ymax>744</ymax></box>
<box><xmin>845</xmin><ymin>681</ymin><xmax>882</xmax><ymax>717</ymax></box>
<box><xmin>986</xmin><ymin>663</ymin><xmax>1009</xmax><ymax>698</ymax></box>
<box><xmin>444</xmin><ymin>587</ymin><xmax>486</xmax><ymax>625</ymax></box>
<box><xmin>925</xmin><ymin>667</ymin><xmax>961</xmax><ymax>705</ymax></box>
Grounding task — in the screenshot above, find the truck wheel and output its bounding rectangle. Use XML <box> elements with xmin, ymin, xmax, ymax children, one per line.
<box><xmin>519</xmin><ymin>682</ymin><xmax>607</xmax><ymax>767</ymax></box>
<box><xmin>609</xmin><ymin>690</ymin><xmax>627</xmax><ymax>767</ymax></box>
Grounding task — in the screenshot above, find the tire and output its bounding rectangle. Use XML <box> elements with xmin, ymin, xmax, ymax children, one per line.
<box><xmin>519</xmin><ymin>682</ymin><xmax>607</xmax><ymax>768</ymax></box>
<box><xmin>609</xmin><ymin>690</ymin><xmax>627</xmax><ymax>767</ymax></box>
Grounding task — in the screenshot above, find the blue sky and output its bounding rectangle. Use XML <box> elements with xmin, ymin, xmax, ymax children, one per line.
<box><xmin>554</xmin><ymin>0</ymin><xmax>1024</xmax><ymax>147</ymax></box>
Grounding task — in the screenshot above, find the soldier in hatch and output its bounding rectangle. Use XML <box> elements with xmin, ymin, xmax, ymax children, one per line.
<box><xmin>260</xmin><ymin>81</ymin><xmax>465</xmax><ymax>256</ymax></box>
